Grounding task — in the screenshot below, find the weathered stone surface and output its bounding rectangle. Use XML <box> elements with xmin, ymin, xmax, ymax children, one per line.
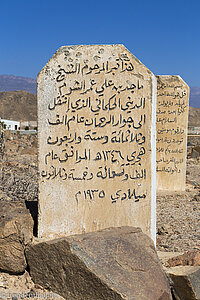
<box><xmin>167</xmin><ymin>250</ymin><xmax>200</xmax><ymax>267</ymax></box>
<box><xmin>166</xmin><ymin>266</ymin><xmax>200</xmax><ymax>300</ymax></box>
<box><xmin>0</xmin><ymin>200</ymin><xmax>33</xmax><ymax>274</ymax></box>
<box><xmin>38</xmin><ymin>44</ymin><xmax>157</xmax><ymax>241</ymax></box>
<box><xmin>158</xmin><ymin>251</ymin><xmax>183</xmax><ymax>269</ymax></box>
<box><xmin>156</xmin><ymin>75</ymin><xmax>189</xmax><ymax>191</ymax></box>
<box><xmin>26</xmin><ymin>227</ymin><xmax>172</xmax><ymax>300</ymax></box>
<box><xmin>0</xmin><ymin>271</ymin><xmax>65</xmax><ymax>299</ymax></box>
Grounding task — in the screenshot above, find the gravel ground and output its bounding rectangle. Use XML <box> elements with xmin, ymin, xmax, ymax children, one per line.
<box><xmin>156</xmin><ymin>156</ymin><xmax>200</xmax><ymax>252</ymax></box>
<box><xmin>156</xmin><ymin>187</ymin><xmax>200</xmax><ymax>252</ymax></box>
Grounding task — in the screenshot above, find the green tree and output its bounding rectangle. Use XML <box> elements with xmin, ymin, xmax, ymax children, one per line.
<box><xmin>0</xmin><ymin>121</ymin><xmax>7</xmax><ymax>129</ymax></box>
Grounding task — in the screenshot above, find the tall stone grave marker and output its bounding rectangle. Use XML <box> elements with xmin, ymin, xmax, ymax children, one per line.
<box><xmin>156</xmin><ymin>75</ymin><xmax>189</xmax><ymax>191</ymax></box>
<box><xmin>38</xmin><ymin>45</ymin><xmax>156</xmax><ymax>241</ymax></box>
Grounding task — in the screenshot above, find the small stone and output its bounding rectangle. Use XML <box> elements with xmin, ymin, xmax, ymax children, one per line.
<box><xmin>157</xmin><ymin>224</ymin><xmax>173</xmax><ymax>235</ymax></box>
<box><xmin>192</xmin><ymin>194</ymin><xmax>200</xmax><ymax>202</ymax></box>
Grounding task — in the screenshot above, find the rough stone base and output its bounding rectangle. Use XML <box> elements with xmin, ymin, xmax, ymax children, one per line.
<box><xmin>166</xmin><ymin>266</ymin><xmax>200</xmax><ymax>300</ymax></box>
<box><xmin>26</xmin><ymin>227</ymin><xmax>172</xmax><ymax>300</ymax></box>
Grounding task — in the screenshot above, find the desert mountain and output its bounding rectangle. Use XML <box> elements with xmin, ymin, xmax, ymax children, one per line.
<box><xmin>0</xmin><ymin>91</ymin><xmax>36</xmax><ymax>121</ymax></box>
<box><xmin>0</xmin><ymin>75</ymin><xmax>36</xmax><ymax>95</ymax></box>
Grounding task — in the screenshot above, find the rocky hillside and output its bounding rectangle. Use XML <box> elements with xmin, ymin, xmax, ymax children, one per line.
<box><xmin>0</xmin><ymin>91</ymin><xmax>37</xmax><ymax>121</ymax></box>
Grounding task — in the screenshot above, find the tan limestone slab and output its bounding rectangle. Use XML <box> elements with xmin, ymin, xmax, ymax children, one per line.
<box><xmin>156</xmin><ymin>75</ymin><xmax>189</xmax><ymax>191</ymax></box>
<box><xmin>37</xmin><ymin>45</ymin><xmax>156</xmax><ymax>241</ymax></box>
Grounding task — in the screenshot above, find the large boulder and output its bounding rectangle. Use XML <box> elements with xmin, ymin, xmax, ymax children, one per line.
<box><xmin>0</xmin><ymin>199</ymin><xmax>34</xmax><ymax>274</ymax></box>
<box><xmin>26</xmin><ymin>227</ymin><xmax>172</xmax><ymax>300</ymax></box>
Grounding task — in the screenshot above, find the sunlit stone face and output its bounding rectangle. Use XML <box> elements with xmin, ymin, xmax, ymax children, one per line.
<box><xmin>37</xmin><ymin>44</ymin><xmax>156</xmax><ymax>241</ymax></box>
<box><xmin>156</xmin><ymin>75</ymin><xmax>189</xmax><ymax>191</ymax></box>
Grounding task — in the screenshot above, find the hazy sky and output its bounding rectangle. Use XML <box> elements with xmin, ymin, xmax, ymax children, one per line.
<box><xmin>1</xmin><ymin>0</ymin><xmax>199</xmax><ymax>87</ymax></box>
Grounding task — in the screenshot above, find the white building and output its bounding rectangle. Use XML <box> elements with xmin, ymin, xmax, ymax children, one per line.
<box><xmin>20</xmin><ymin>120</ymin><xmax>37</xmax><ymax>130</ymax></box>
<box><xmin>0</xmin><ymin>119</ymin><xmax>20</xmax><ymax>130</ymax></box>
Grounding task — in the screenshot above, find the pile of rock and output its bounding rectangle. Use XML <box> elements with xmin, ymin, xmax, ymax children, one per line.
<box><xmin>0</xmin><ymin>205</ymin><xmax>173</xmax><ymax>300</ymax></box>
<box><xmin>0</xmin><ymin>197</ymin><xmax>199</xmax><ymax>300</ymax></box>
<box><xmin>158</xmin><ymin>251</ymin><xmax>200</xmax><ymax>300</ymax></box>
